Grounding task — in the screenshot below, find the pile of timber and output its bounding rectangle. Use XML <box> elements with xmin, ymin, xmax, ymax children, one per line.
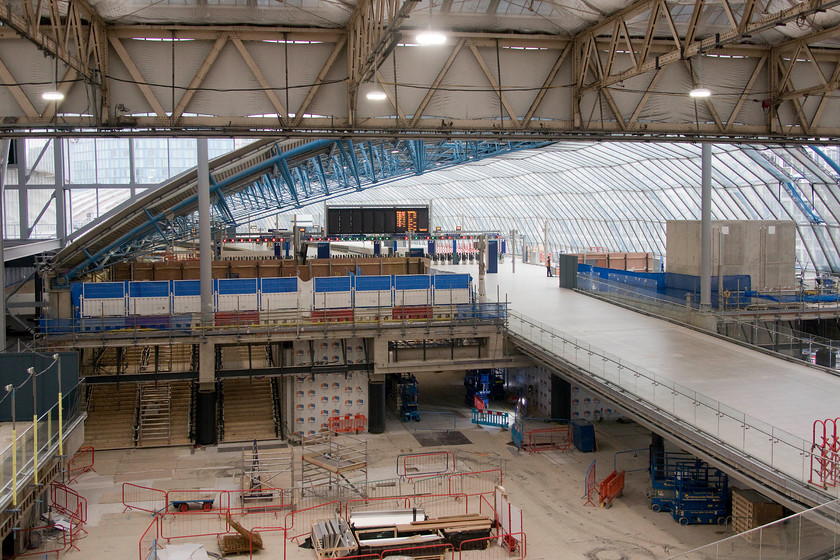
<box><xmin>396</xmin><ymin>514</ymin><xmax>493</xmax><ymax>550</ymax></box>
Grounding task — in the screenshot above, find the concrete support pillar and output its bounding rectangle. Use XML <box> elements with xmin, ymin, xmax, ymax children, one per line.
<box><xmin>195</xmin><ymin>388</ymin><xmax>217</xmax><ymax>446</ymax></box>
<box><xmin>368</xmin><ymin>380</ymin><xmax>386</xmax><ymax>434</ymax></box>
<box><xmin>197</xmin><ymin>139</ymin><xmax>213</xmax><ymax>326</ymax></box>
<box><xmin>196</xmin><ymin>341</ymin><xmax>217</xmax><ymax>445</ymax></box>
<box><xmin>700</xmin><ymin>143</ymin><xmax>712</xmax><ymax>310</ymax></box>
<box><xmin>373</xmin><ymin>338</ymin><xmax>390</xmax><ymax>370</ymax></box>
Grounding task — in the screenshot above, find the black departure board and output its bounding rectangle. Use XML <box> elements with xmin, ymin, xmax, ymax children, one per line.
<box><xmin>327</xmin><ymin>206</ymin><xmax>429</xmax><ymax>236</ymax></box>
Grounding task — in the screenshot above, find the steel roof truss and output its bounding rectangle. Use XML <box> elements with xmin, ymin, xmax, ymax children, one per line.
<box><xmin>143</xmin><ymin>209</ymin><xmax>172</xmax><ymax>248</ymax></box>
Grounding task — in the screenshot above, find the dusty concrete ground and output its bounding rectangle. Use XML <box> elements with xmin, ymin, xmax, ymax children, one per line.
<box><xmin>54</xmin><ymin>370</ymin><xmax>732</xmax><ymax>560</ymax></box>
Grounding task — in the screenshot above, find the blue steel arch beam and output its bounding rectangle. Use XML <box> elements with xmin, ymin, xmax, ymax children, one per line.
<box><xmin>50</xmin><ymin>138</ymin><xmax>549</xmax><ymax>285</ymax></box>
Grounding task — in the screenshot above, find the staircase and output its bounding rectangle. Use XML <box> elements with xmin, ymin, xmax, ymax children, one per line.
<box><xmin>136</xmin><ymin>383</ymin><xmax>171</xmax><ymax>446</ymax></box>
<box><xmin>83</xmin><ymin>384</ymin><xmax>138</xmax><ymax>449</ymax></box>
<box><xmin>220</xmin><ymin>378</ymin><xmax>276</xmax><ymax>442</ymax></box>
<box><xmin>169</xmin><ymin>381</ymin><xmax>192</xmax><ymax>446</ymax></box>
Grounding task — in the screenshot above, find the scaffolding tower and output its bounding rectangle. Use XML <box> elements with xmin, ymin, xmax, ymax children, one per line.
<box><xmin>300</xmin><ymin>431</ymin><xmax>368</xmax><ymax>499</ymax></box>
<box><xmin>240</xmin><ymin>440</ymin><xmax>294</xmax><ymax>503</ymax></box>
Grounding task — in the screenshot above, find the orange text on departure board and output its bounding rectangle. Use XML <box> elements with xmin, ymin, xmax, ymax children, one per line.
<box><xmin>396</xmin><ymin>210</ymin><xmax>419</xmax><ymax>231</ymax></box>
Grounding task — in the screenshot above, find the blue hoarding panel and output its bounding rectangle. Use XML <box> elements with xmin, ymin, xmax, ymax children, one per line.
<box><xmin>314</xmin><ymin>276</ymin><xmax>352</xmax><ymax>292</ymax></box>
<box><xmin>217</xmin><ymin>278</ymin><xmax>258</xmax><ymax>295</ymax></box>
<box><xmin>395</xmin><ymin>275</ymin><xmax>431</xmax><ymax>290</ymax></box>
<box><xmin>128</xmin><ymin>281</ymin><xmax>170</xmax><ymax>298</ymax></box>
<box><xmin>355</xmin><ymin>275</ymin><xmax>391</xmax><ymax>291</ymax></box>
<box><xmin>488</xmin><ymin>240</ymin><xmax>498</xmax><ymax>273</ymax></box>
<box><xmin>172</xmin><ymin>280</ymin><xmax>201</xmax><ymax>296</ymax></box>
<box><xmin>261</xmin><ymin>277</ymin><xmax>298</xmax><ymax>293</ymax></box>
<box><xmin>433</xmin><ymin>274</ymin><xmax>470</xmax><ymax>290</ymax></box>
<box><xmin>317</xmin><ymin>242</ymin><xmax>331</xmax><ymax>259</ymax></box>
<box><xmin>71</xmin><ymin>283</ymin><xmax>83</xmax><ymax>317</ymax></box>
<box><xmin>83</xmin><ymin>282</ymin><xmax>125</xmax><ymax>299</ymax></box>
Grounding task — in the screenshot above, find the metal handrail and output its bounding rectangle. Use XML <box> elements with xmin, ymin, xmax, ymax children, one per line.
<box><xmin>506</xmin><ymin>310</ymin><xmax>839</xmax><ymax>501</ymax></box>
<box><xmin>578</xmin><ymin>274</ymin><xmax>840</xmax><ymax>364</ymax></box>
<box><xmin>667</xmin><ymin>497</ymin><xmax>840</xmax><ymax>559</ymax></box>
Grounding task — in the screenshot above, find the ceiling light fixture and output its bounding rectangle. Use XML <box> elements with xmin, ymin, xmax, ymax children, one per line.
<box><xmin>43</xmin><ymin>53</ymin><xmax>65</xmax><ymax>102</ymax></box>
<box><xmin>416</xmin><ymin>31</ymin><xmax>446</xmax><ymax>46</ymax></box>
<box><xmin>366</xmin><ymin>90</ymin><xmax>387</xmax><ymax>101</ymax></box>
<box><xmin>689</xmin><ymin>88</ymin><xmax>712</xmax><ymax>98</ymax></box>
<box><xmin>417</xmin><ymin>0</ymin><xmax>446</xmax><ymax>46</ymax></box>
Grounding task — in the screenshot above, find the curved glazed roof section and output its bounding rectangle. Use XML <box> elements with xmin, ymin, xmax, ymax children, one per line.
<box><xmin>49</xmin><ymin>137</ymin><xmax>549</xmax><ymax>283</ymax></box>
<box><xmin>282</xmin><ymin>142</ymin><xmax>840</xmax><ymax>273</ymax></box>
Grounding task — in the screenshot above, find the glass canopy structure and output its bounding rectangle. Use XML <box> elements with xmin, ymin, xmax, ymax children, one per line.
<box><xmin>280</xmin><ymin>142</ymin><xmax>840</xmax><ymax>275</ymax></box>
<box><xmin>4</xmin><ymin>138</ymin><xmax>840</xmax><ymax>276</ymax></box>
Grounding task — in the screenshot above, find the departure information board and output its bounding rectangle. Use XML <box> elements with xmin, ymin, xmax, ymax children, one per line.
<box><xmin>327</xmin><ymin>206</ymin><xmax>430</xmax><ymax>236</ymax></box>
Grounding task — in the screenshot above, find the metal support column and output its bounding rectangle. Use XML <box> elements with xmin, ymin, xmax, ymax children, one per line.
<box><xmin>196</xmin><ymin>139</ymin><xmax>217</xmax><ymax>445</ymax></box>
<box><xmin>54</xmin><ymin>138</ymin><xmax>66</xmax><ymax>245</ymax></box>
<box><xmin>0</xmin><ymin>138</ymin><xmax>9</xmax><ymax>351</ymax></box>
<box><xmin>510</xmin><ymin>229</ymin><xmax>516</xmax><ymax>273</ymax></box>
<box><xmin>198</xmin><ymin>139</ymin><xmax>212</xmax><ymax>326</ymax></box>
<box><xmin>700</xmin><ymin>143</ymin><xmax>712</xmax><ymax>310</ymax></box>
<box><xmin>478</xmin><ymin>234</ymin><xmax>487</xmax><ymax>302</ymax></box>
<box><xmin>17</xmin><ymin>139</ymin><xmax>28</xmax><ymax>240</ymax></box>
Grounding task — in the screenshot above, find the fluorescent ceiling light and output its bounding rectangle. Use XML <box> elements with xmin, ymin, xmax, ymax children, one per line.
<box><xmin>416</xmin><ymin>31</ymin><xmax>446</xmax><ymax>46</ymax></box>
<box><xmin>689</xmin><ymin>88</ymin><xmax>711</xmax><ymax>98</ymax></box>
<box><xmin>42</xmin><ymin>91</ymin><xmax>64</xmax><ymax>101</ymax></box>
<box><xmin>366</xmin><ymin>90</ymin><xmax>387</xmax><ymax>101</ymax></box>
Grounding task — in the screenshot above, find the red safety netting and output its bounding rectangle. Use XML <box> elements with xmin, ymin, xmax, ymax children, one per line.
<box><xmin>15</xmin><ymin>524</ymin><xmax>68</xmax><ymax>558</ymax></box>
<box><xmin>381</xmin><ymin>543</ymin><xmax>454</xmax><ymax>559</ymax></box>
<box><xmin>136</xmin><ymin>485</ymin><xmax>527</xmax><ymax>560</ymax></box>
<box><xmin>522</xmin><ymin>425</ymin><xmax>571</xmax><ymax>454</ymax></box>
<box><xmin>138</xmin><ymin>516</ymin><xmax>160</xmax><ymax>560</ymax></box>
<box><xmin>50</xmin><ymin>481</ymin><xmax>88</xmax><ymax>550</ymax></box>
<box><xmin>51</xmin><ymin>482</ymin><xmax>87</xmax><ymax>524</ymax></box>
<box><xmin>122</xmin><ymin>482</ymin><xmax>167</xmax><ymax>514</ymax></box>
<box><xmin>68</xmin><ymin>446</ymin><xmax>95</xmax><ymax>483</ymax></box>
<box><xmin>284</xmin><ymin>500</ymin><xmax>342</xmax><ymax>541</ymax></box>
<box><xmin>583</xmin><ymin>460</ymin><xmax>597</xmax><ymax>507</ymax></box>
<box><xmin>345</xmin><ymin>496</ymin><xmax>410</xmax><ymax>519</ymax></box>
<box><xmin>457</xmin><ymin>532</ymin><xmax>527</xmax><ymax>560</ymax></box>
<box><xmin>448</xmin><ymin>469</ymin><xmax>503</xmax><ymax>497</ymax></box>
<box><xmin>410</xmin><ymin>493</ymin><xmax>468</xmax><ymax>519</ymax></box>
<box><xmin>479</xmin><ymin>494</ymin><xmax>496</xmax><ymax>522</ymax></box>
<box><xmin>159</xmin><ymin>510</ymin><xmax>229</xmax><ymax>541</ymax></box>
<box><xmin>397</xmin><ymin>451</ymin><xmax>456</xmax><ymax>478</ymax></box>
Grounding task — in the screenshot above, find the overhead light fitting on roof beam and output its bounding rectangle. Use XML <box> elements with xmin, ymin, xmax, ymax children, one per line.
<box><xmin>416</xmin><ymin>31</ymin><xmax>446</xmax><ymax>45</ymax></box>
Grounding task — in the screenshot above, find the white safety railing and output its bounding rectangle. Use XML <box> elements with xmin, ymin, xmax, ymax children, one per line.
<box><xmin>668</xmin><ymin>498</ymin><xmax>840</xmax><ymax>559</ymax></box>
<box><xmin>579</xmin><ymin>274</ymin><xmax>840</xmax><ymax>367</ymax></box>
<box><xmin>506</xmin><ymin>311</ymin><xmax>840</xmax><ymax>500</ymax></box>
<box><xmin>39</xmin><ymin>302</ymin><xmax>508</xmax><ymax>338</ymax></box>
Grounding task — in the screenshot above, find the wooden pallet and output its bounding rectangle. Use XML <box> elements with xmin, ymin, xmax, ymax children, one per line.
<box><xmin>732</xmin><ymin>488</ymin><xmax>784</xmax><ymax>542</ymax></box>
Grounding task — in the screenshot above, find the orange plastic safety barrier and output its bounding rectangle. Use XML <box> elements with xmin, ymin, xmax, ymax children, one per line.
<box><xmin>598</xmin><ymin>469</ymin><xmax>626</xmax><ymax>508</ymax></box>
<box><xmin>328</xmin><ymin>413</ymin><xmax>367</xmax><ymax>434</ymax></box>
